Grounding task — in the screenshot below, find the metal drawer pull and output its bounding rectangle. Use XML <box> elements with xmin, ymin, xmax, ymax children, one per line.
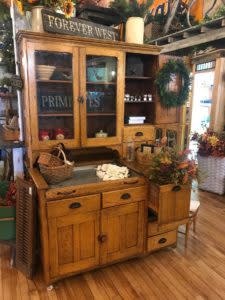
<box><xmin>158</xmin><ymin>238</ymin><xmax>167</xmax><ymax>244</ymax></box>
<box><xmin>98</xmin><ymin>234</ymin><xmax>107</xmax><ymax>243</ymax></box>
<box><xmin>172</xmin><ymin>185</ymin><xmax>181</xmax><ymax>192</ymax></box>
<box><xmin>69</xmin><ymin>202</ymin><xmax>81</xmax><ymax>209</ymax></box>
<box><xmin>121</xmin><ymin>193</ymin><xmax>131</xmax><ymax>200</ymax></box>
<box><xmin>135</xmin><ymin>132</ymin><xmax>144</xmax><ymax>137</ymax></box>
<box><xmin>57</xmin><ymin>190</ymin><xmax>76</xmax><ymax>196</ymax></box>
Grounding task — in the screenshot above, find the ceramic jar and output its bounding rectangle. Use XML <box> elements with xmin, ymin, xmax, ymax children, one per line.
<box><xmin>125</xmin><ymin>17</ymin><xmax>144</xmax><ymax>44</ymax></box>
<box><xmin>31</xmin><ymin>6</ymin><xmax>44</xmax><ymax>33</ymax></box>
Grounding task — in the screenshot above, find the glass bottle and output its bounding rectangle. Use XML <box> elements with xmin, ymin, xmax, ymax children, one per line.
<box><xmin>126</xmin><ymin>138</ymin><xmax>135</xmax><ymax>162</ymax></box>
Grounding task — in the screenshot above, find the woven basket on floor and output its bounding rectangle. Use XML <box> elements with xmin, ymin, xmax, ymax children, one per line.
<box><xmin>39</xmin><ymin>148</ymin><xmax>74</xmax><ymax>184</ymax></box>
<box><xmin>198</xmin><ymin>155</ymin><xmax>225</xmax><ymax>195</ymax></box>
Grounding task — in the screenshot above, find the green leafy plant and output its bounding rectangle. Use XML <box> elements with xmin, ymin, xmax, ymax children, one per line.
<box><xmin>0</xmin><ymin>77</ymin><xmax>12</xmax><ymax>87</ymax></box>
<box><xmin>155</xmin><ymin>59</ymin><xmax>190</xmax><ymax>108</ymax></box>
<box><xmin>110</xmin><ymin>0</ymin><xmax>153</xmax><ymax>20</ymax></box>
<box><xmin>0</xmin><ymin>2</ymin><xmax>15</xmax><ymax>73</ymax></box>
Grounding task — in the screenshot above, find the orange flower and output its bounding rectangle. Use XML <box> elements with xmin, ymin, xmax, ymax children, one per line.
<box><xmin>27</xmin><ymin>0</ymin><xmax>40</xmax><ymax>3</ymax></box>
<box><xmin>63</xmin><ymin>0</ymin><xmax>75</xmax><ymax>19</ymax></box>
<box><xmin>177</xmin><ymin>161</ymin><xmax>189</xmax><ymax>170</ymax></box>
<box><xmin>15</xmin><ymin>0</ymin><xmax>24</xmax><ymax>15</ymax></box>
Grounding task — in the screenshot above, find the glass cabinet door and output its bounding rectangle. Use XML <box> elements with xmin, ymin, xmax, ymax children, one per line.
<box><xmin>80</xmin><ymin>49</ymin><xmax>124</xmax><ymax>147</ymax></box>
<box><xmin>28</xmin><ymin>44</ymin><xmax>79</xmax><ymax>149</ymax></box>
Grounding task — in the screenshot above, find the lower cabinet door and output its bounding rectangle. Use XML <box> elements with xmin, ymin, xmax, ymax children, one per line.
<box><xmin>48</xmin><ymin>211</ymin><xmax>100</xmax><ymax>278</ymax></box>
<box><xmin>100</xmin><ymin>201</ymin><xmax>145</xmax><ymax>264</ymax></box>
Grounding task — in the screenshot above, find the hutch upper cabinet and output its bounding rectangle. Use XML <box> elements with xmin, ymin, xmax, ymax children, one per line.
<box><xmin>18</xmin><ymin>31</ymin><xmax>161</xmax><ymax>164</ymax></box>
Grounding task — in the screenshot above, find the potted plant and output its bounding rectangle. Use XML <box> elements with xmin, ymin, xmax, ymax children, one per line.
<box><xmin>110</xmin><ymin>0</ymin><xmax>153</xmax><ymax>44</ymax></box>
<box><xmin>149</xmin><ymin>146</ymin><xmax>197</xmax><ymax>224</ymax></box>
<box><xmin>192</xmin><ymin>130</ymin><xmax>225</xmax><ymax>195</ymax></box>
<box><xmin>15</xmin><ymin>0</ymin><xmax>76</xmax><ymax>32</ymax></box>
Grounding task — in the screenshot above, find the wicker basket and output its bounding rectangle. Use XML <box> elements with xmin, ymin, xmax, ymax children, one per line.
<box><xmin>198</xmin><ymin>155</ymin><xmax>225</xmax><ymax>195</ymax></box>
<box><xmin>39</xmin><ymin>148</ymin><xmax>74</xmax><ymax>184</ymax></box>
<box><xmin>38</xmin><ymin>152</ymin><xmax>63</xmax><ymax>167</ymax></box>
<box><xmin>136</xmin><ymin>148</ymin><xmax>153</xmax><ymax>165</ymax></box>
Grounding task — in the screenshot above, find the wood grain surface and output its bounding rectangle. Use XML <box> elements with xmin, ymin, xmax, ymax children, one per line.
<box><xmin>1</xmin><ymin>189</ymin><xmax>225</xmax><ymax>299</ymax></box>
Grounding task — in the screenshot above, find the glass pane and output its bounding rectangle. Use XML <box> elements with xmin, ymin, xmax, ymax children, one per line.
<box><xmin>35</xmin><ymin>51</ymin><xmax>74</xmax><ymax>141</ymax></box>
<box><xmin>86</xmin><ymin>55</ymin><xmax>117</xmax><ymax>138</ymax></box>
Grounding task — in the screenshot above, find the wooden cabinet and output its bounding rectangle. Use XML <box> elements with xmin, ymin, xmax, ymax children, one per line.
<box><xmin>20</xmin><ymin>34</ymin><xmax>128</xmax><ymax>166</ymax></box>
<box><xmin>48</xmin><ymin>210</ymin><xmax>100</xmax><ymax>278</ymax></box>
<box><xmin>101</xmin><ymin>201</ymin><xmax>145</xmax><ymax>264</ymax></box>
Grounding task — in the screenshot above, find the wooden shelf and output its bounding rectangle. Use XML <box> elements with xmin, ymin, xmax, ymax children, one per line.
<box><xmin>124</xmin><ymin>123</ymin><xmax>153</xmax><ymax>126</ymax></box>
<box><xmin>87</xmin><ymin>113</ymin><xmax>116</xmax><ymax>116</ymax></box>
<box><xmin>125</xmin><ymin>76</ymin><xmax>152</xmax><ymax>80</ymax></box>
<box><xmin>125</xmin><ymin>101</ymin><xmax>154</xmax><ymax>104</ymax></box>
<box><xmin>86</xmin><ymin>82</ymin><xmax>116</xmax><ymax>85</ymax></box>
<box><xmin>36</xmin><ymin>80</ymin><xmax>72</xmax><ymax>84</ymax></box>
<box><xmin>39</xmin><ymin>113</ymin><xmax>73</xmax><ymax>117</ymax></box>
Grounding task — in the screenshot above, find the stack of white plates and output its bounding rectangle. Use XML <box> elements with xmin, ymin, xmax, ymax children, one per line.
<box><xmin>36</xmin><ymin>65</ymin><xmax>56</xmax><ymax>80</ymax></box>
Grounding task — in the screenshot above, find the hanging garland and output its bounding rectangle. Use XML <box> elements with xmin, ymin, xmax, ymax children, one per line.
<box><xmin>155</xmin><ymin>59</ymin><xmax>190</xmax><ymax>108</ymax></box>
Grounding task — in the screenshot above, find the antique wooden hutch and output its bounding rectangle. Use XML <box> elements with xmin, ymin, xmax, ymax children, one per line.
<box><xmin>17</xmin><ymin>31</ymin><xmax>189</xmax><ymax>285</ymax></box>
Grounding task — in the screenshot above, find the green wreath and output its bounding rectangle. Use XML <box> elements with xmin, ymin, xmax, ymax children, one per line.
<box><xmin>155</xmin><ymin>60</ymin><xmax>190</xmax><ymax>108</ymax></box>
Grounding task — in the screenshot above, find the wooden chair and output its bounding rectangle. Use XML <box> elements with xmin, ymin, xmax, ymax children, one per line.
<box><xmin>179</xmin><ymin>200</ymin><xmax>200</xmax><ymax>247</ymax></box>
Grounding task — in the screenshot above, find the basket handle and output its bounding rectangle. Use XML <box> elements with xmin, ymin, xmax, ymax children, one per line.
<box><xmin>54</xmin><ymin>147</ymin><xmax>73</xmax><ymax>166</ymax></box>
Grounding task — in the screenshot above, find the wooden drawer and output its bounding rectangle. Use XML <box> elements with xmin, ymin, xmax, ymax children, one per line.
<box><xmin>47</xmin><ymin>194</ymin><xmax>100</xmax><ymax>218</ymax></box>
<box><xmin>102</xmin><ymin>186</ymin><xmax>146</xmax><ymax>208</ymax></box>
<box><xmin>123</xmin><ymin>125</ymin><xmax>155</xmax><ymax>142</ymax></box>
<box><xmin>147</xmin><ymin>230</ymin><xmax>177</xmax><ymax>252</ymax></box>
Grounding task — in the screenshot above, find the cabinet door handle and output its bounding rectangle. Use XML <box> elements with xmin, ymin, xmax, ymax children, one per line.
<box><xmin>172</xmin><ymin>185</ymin><xmax>181</xmax><ymax>192</ymax></box>
<box><xmin>158</xmin><ymin>238</ymin><xmax>167</xmax><ymax>244</ymax></box>
<box><xmin>78</xmin><ymin>96</ymin><xmax>84</xmax><ymax>103</ymax></box>
<box><xmin>121</xmin><ymin>193</ymin><xmax>131</xmax><ymax>200</ymax></box>
<box><xmin>135</xmin><ymin>132</ymin><xmax>144</xmax><ymax>137</ymax></box>
<box><xmin>98</xmin><ymin>234</ymin><xmax>107</xmax><ymax>243</ymax></box>
<box><xmin>57</xmin><ymin>190</ymin><xmax>76</xmax><ymax>196</ymax></box>
<box><xmin>69</xmin><ymin>202</ymin><xmax>81</xmax><ymax>209</ymax></box>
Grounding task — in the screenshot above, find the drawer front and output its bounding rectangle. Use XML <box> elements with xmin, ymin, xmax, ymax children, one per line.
<box><xmin>102</xmin><ymin>186</ymin><xmax>147</xmax><ymax>208</ymax></box>
<box><xmin>47</xmin><ymin>194</ymin><xmax>100</xmax><ymax>218</ymax></box>
<box><xmin>124</xmin><ymin>125</ymin><xmax>155</xmax><ymax>142</ymax></box>
<box><xmin>147</xmin><ymin>230</ymin><xmax>177</xmax><ymax>252</ymax></box>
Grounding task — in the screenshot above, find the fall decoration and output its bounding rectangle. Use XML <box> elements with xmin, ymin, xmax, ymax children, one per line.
<box><xmin>155</xmin><ymin>59</ymin><xmax>190</xmax><ymax>108</ymax></box>
<box><xmin>149</xmin><ymin>147</ymin><xmax>197</xmax><ymax>185</ymax></box>
<box><xmin>191</xmin><ymin>130</ymin><xmax>225</xmax><ymax>157</ymax></box>
<box><xmin>14</xmin><ymin>0</ymin><xmax>76</xmax><ymax>18</ymax></box>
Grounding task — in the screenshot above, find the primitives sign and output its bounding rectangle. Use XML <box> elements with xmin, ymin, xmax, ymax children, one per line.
<box><xmin>38</xmin><ymin>94</ymin><xmax>73</xmax><ymax>113</ymax></box>
<box><xmin>42</xmin><ymin>9</ymin><xmax>119</xmax><ymax>41</ymax></box>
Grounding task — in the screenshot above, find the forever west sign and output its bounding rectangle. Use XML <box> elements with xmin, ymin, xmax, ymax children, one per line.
<box><xmin>42</xmin><ymin>9</ymin><xmax>119</xmax><ymax>41</ymax></box>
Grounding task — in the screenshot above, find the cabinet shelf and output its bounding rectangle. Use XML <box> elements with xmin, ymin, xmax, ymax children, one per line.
<box><xmin>124</xmin><ymin>123</ymin><xmax>153</xmax><ymax>126</ymax></box>
<box><xmin>125</xmin><ymin>76</ymin><xmax>152</xmax><ymax>80</ymax></box>
<box><xmin>39</xmin><ymin>113</ymin><xmax>73</xmax><ymax>117</ymax></box>
<box><xmin>87</xmin><ymin>113</ymin><xmax>116</xmax><ymax>116</ymax></box>
<box><xmin>36</xmin><ymin>80</ymin><xmax>72</xmax><ymax>84</ymax></box>
<box><xmin>86</xmin><ymin>82</ymin><xmax>116</xmax><ymax>85</ymax></box>
<box><xmin>125</xmin><ymin>101</ymin><xmax>154</xmax><ymax>104</ymax></box>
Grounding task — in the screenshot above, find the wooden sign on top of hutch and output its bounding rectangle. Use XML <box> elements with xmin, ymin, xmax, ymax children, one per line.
<box><xmin>42</xmin><ymin>9</ymin><xmax>119</xmax><ymax>41</ymax></box>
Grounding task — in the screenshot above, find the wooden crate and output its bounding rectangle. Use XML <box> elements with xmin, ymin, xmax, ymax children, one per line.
<box><xmin>149</xmin><ymin>182</ymin><xmax>191</xmax><ymax>226</ymax></box>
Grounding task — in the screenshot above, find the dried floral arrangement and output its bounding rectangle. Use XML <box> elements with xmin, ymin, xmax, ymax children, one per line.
<box><xmin>191</xmin><ymin>130</ymin><xmax>225</xmax><ymax>157</ymax></box>
<box><xmin>15</xmin><ymin>0</ymin><xmax>76</xmax><ymax>19</ymax></box>
<box><xmin>149</xmin><ymin>147</ymin><xmax>197</xmax><ymax>186</ymax></box>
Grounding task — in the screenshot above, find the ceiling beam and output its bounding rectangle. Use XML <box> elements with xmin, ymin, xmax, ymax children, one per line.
<box><xmin>161</xmin><ymin>27</ymin><xmax>225</xmax><ymax>53</ymax></box>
